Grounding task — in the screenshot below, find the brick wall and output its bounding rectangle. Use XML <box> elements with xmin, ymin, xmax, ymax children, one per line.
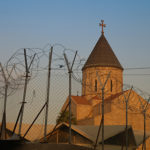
<box><xmin>82</xmin><ymin>66</ymin><xmax>123</xmax><ymax>100</ymax></box>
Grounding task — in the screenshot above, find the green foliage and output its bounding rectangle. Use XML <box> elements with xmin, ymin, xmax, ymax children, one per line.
<box><xmin>56</xmin><ymin>111</ymin><xmax>77</xmax><ymax>125</ymax></box>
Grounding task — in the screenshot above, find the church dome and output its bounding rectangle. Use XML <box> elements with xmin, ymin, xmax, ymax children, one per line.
<box><xmin>82</xmin><ymin>34</ymin><xmax>123</xmax><ymax>70</ymax></box>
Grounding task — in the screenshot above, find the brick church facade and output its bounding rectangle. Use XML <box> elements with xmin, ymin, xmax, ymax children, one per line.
<box><xmin>62</xmin><ymin>23</ymin><xmax>150</xmax><ymax>150</ymax></box>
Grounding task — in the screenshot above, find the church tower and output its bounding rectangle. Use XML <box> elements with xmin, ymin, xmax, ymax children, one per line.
<box><xmin>82</xmin><ymin>20</ymin><xmax>123</xmax><ymax>100</ymax></box>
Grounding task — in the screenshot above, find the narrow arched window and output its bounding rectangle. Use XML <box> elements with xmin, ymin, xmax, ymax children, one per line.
<box><xmin>110</xmin><ymin>80</ymin><xmax>113</xmax><ymax>92</ymax></box>
<box><xmin>95</xmin><ymin>80</ymin><xmax>97</xmax><ymax>92</ymax></box>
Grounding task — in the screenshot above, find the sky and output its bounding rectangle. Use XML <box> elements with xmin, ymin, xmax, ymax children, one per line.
<box><xmin>0</xmin><ymin>0</ymin><xmax>150</xmax><ymax>93</ymax></box>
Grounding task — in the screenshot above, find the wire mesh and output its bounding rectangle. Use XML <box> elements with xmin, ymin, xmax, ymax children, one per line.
<box><xmin>0</xmin><ymin>43</ymin><xmax>150</xmax><ymax>147</ymax></box>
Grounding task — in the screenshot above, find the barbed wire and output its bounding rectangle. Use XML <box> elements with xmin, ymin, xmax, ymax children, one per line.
<box><xmin>0</xmin><ymin>63</ymin><xmax>19</xmax><ymax>99</ymax></box>
<box><xmin>0</xmin><ymin>42</ymin><xmax>150</xmax><ymax>143</ymax></box>
<box><xmin>2</xmin><ymin>42</ymin><xmax>149</xmax><ymax>106</ymax></box>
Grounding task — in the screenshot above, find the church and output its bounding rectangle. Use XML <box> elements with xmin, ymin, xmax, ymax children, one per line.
<box><xmin>60</xmin><ymin>21</ymin><xmax>150</xmax><ymax>149</ymax></box>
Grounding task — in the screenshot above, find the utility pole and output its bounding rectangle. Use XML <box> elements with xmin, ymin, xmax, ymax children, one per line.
<box><xmin>64</xmin><ymin>51</ymin><xmax>77</xmax><ymax>144</ymax></box>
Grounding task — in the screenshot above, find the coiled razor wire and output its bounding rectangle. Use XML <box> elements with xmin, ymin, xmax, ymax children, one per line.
<box><xmin>0</xmin><ymin>42</ymin><xmax>150</xmax><ymax>141</ymax></box>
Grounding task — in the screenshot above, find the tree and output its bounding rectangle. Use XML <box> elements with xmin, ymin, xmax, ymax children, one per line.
<box><xmin>56</xmin><ymin>111</ymin><xmax>76</xmax><ymax>125</ymax></box>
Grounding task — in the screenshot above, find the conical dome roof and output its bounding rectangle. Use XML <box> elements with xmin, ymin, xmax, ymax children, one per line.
<box><xmin>82</xmin><ymin>34</ymin><xmax>123</xmax><ymax>70</ymax></box>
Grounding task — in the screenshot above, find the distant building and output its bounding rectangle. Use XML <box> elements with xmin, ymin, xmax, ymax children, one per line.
<box><xmin>61</xmin><ymin>21</ymin><xmax>150</xmax><ymax>150</ymax></box>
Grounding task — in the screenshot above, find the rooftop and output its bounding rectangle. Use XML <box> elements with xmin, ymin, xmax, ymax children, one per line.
<box><xmin>82</xmin><ymin>34</ymin><xmax>123</xmax><ymax>70</ymax></box>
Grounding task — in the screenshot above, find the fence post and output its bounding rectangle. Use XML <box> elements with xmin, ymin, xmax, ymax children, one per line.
<box><xmin>18</xmin><ymin>49</ymin><xmax>36</xmax><ymax>136</ymax></box>
<box><xmin>96</xmin><ymin>72</ymin><xmax>111</xmax><ymax>150</ymax></box>
<box><xmin>44</xmin><ymin>46</ymin><xmax>53</xmax><ymax>141</ymax></box>
<box><xmin>64</xmin><ymin>51</ymin><xmax>77</xmax><ymax>144</ymax></box>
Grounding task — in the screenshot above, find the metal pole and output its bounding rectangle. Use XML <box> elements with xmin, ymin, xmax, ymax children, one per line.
<box><xmin>68</xmin><ymin>69</ymin><xmax>72</xmax><ymax>144</ymax></box>
<box><xmin>12</xmin><ymin>105</ymin><xmax>23</xmax><ymax>134</ymax></box>
<box><xmin>18</xmin><ymin>49</ymin><xmax>35</xmax><ymax>136</ymax></box>
<box><xmin>44</xmin><ymin>47</ymin><xmax>53</xmax><ymax>141</ymax></box>
<box><xmin>0</xmin><ymin>84</ymin><xmax>8</xmax><ymax>140</ymax></box>
<box><xmin>3</xmin><ymin>84</ymin><xmax>8</xmax><ymax>118</ymax></box>
<box><xmin>96</xmin><ymin>72</ymin><xmax>110</xmax><ymax>150</ymax></box>
<box><xmin>143</xmin><ymin>98</ymin><xmax>150</xmax><ymax>150</ymax></box>
<box><xmin>126</xmin><ymin>98</ymin><xmax>128</xmax><ymax>150</ymax></box>
<box><xmin>94</xmin><ymin>118</ymin><xmax>102</xmax><ymax>150</ymax></box>
<box><xmin>24</xmin><ymin>102</ymin><xmax>47</xmax><ymax>138</ymax></box>
<box><xmin>124</xmin><ymin>87</ymin><xmax>132</xmax><ymax>150</ymax></box>
<box><xmin>64</xmin><ymin>51</ymin><xmax>77</xmax><ymax>144</ymax></box>
<box><xmin>0</xmin><ymin>112</ymin><xmax>6</xmax><ymax>140</ymax></box>
<box><xmin>3</xmin><ymin>84</ymin><xmax>8</xmax><ymax>138</ymax></box>
<box><xmin>68</xmin><ymin>51</ymin><xmax>77</xmax><ymax>143</ymax></box>
<box><xmin>18</xmin><ymin>66</ymin><xmax>29</xmax><ymax>136</ymax></box>
<box><xmin>0</xmin><ymin>63</ymin><xmax>10</xmax><ymax>140</ymax></box>
<box><xmin>143</xmin><ymin>111</ymin><xmax>146</xmax><ymax>150</ymax></box>
<box><xmin>0</xmin><ymin>64</ymin><xmax>16</xmax><ymax>136</ymax></box>
<box><xmin>102</xmin><ymin>88</ymin><xmax>104</xmax><ymax>150</ymax></box>
<box><xmin>138</xmin><ymin>97</ymin><xmax>150</xmax><ymax>150</ymax></box>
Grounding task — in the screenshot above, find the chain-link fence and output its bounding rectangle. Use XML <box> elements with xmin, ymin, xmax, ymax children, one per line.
<box><xmin>0</xmin><ymin>44</ymin><xmax>150</xmax><ymax>150</ymax></box>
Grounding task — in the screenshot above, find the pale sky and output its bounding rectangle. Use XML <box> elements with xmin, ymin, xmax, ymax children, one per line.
<box><xmin>0</xmin><ymin>0</ymin><xmax>150</xmax><ymax>128</ymax></box>
<box><xmin>0</xmin><ymin>0</ymin><xmax>150</xmax><ymax>92</ymax></box>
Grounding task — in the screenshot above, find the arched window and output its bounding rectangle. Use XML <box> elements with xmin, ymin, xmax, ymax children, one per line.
<box><xmin>110</xmin><ymin>80</ymin><xmax>113</xmax><ymax>92</ymax></box>
<box><xmin>95</xmin><ymin>80</ymin><xmax>97</xmax><ymax>92</ymax></box>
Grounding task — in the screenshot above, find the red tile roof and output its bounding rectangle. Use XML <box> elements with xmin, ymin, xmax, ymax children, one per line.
<box><xmin>72</xmin><ymin>96</ymin><xmax>91</xmax><ymax>105</ymax></box>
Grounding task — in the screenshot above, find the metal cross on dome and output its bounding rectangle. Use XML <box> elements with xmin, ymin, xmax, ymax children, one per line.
<box><xmin>99</xmin><ymin>20</ymin><xmax>106</xmax><ymax>34</ymax></box>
